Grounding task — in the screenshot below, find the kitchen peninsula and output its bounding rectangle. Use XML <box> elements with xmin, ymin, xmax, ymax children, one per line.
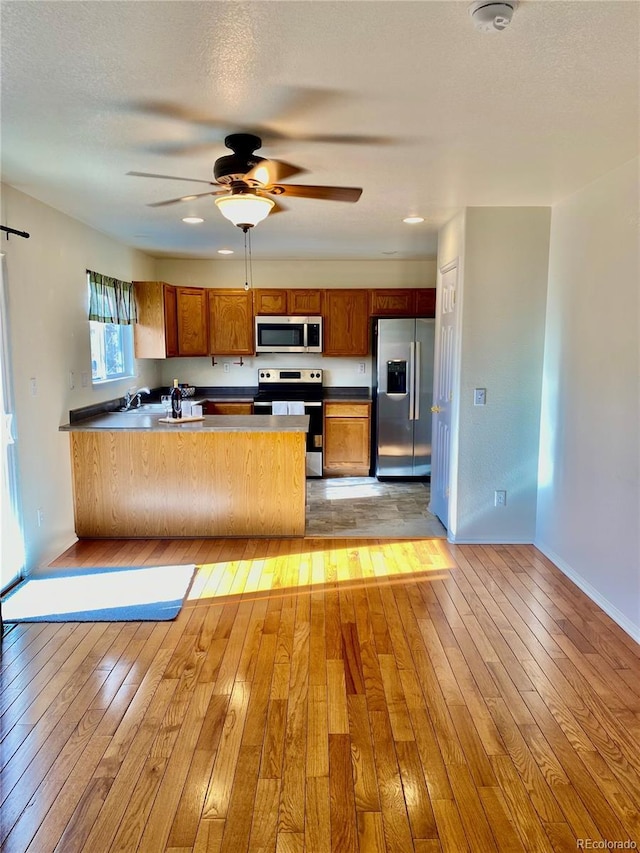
<box><xmin>60</xmin><ymin>414</ymin><xmax>308</xmax><ymax>538</ymax></box>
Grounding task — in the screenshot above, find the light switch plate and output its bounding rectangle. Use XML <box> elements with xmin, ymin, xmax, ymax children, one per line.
<box><xmin>474</xmin><ymin>388</ymin><xmax>486</xmax><ymax>406</ymax></box>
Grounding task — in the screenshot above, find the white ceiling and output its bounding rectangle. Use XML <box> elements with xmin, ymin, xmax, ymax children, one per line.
<box><xmin>1</xmin><ymin>1</ymin><xmax>638</xmax><ymax>261</ymax></box>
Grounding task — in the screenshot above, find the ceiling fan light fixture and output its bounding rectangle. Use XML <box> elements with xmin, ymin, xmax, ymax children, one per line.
<box><xmin>215</xmin><ymin>193</ymin><xmax>275</xmax><ymax>229</ymax></box>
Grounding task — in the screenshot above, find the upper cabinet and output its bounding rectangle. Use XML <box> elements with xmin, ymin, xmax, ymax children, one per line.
<box><xmin>323</xmin><ymin>289</ymin><xmax>370</xmax><ymax>356</ymax></box>
<box><xmin>253</xmin><ymin>288</ymin><xmax>323</xmax><ymax>315</ymax></box>
<box><xmin>133</xmin><ymin>281</ymin><xmax>178</xmax><ymax>358</ymax></box>
<box><xmin>414</xmin><ymin>288</ymin><xmax>436</xmax><ymax>316</ymax></box>
<box><xmin>176</xmin><ymin>287</ymin><xmax>209</xmax><ymax>357</ymax></box>
<box><xmin>370</xmin><ymin>288</ymin><xmax>416</xmax><ymax>317</ymax></box>
<box><xmin>253</xmin><ymin>289</ymin><xmax>288</xmax><ymax>315</ymax></box>
<box><xmin>369</xmin><ymin>288</ymin><xmax>436</xmax><ymax>317</ymax></box>
<box><xmin>134</xmin><ymin>282</ymin><xmax>436</xmax><ymax>360</ymax></box>
<box><xmin>208</xmin><ymin>290</ymin><xmax>254</xmax><ymax>355</ymax></box>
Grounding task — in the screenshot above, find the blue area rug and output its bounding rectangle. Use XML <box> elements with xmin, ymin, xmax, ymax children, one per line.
<box><xmin>2</xmin><ymin>563</ymin><xmax>197</xmax><ymax>622</ymax></box>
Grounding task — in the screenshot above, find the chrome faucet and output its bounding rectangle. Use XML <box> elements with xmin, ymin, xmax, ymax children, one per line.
<box><xmin>123</xmin><ymin>386</ymin><xmax>150</xmax><ymax>410</ymax></box>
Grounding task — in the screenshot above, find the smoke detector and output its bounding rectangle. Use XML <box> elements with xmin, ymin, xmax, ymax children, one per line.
<box><xmin>469</xmin><ymin>1</ymin><xmax>517</xmax><ymax>32</ymax></box>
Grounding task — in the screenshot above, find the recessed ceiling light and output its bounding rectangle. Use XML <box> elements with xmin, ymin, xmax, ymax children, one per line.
<box><xmin>182</xmin><ymin>216</ymin><xmax>204</xmax><ymax>224</ymax></box>
<box><xmin>217</xmin><ymin>248</ymin><xmax>234</xmax><ymax>255</ymax></box>
<box><xmin>403</xmin><ymin>216</ymin><xmax>425</xmax><ymax>224</ymax></box>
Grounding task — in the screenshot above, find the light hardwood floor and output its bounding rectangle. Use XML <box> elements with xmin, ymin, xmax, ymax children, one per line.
<box><xmin>2</xmin><ymin>537</ymin><xmax>640</xmax><ymax>852</ymax></box>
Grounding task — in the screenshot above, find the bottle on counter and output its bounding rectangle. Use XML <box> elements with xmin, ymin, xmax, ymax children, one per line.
<box><xmin>170</xmin><ymin>379</ymin><xmax>182</xmax><ymax>419</ymax></box>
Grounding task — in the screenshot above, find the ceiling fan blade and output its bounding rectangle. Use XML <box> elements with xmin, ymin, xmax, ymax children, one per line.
<box><xmin>266</xmin><ymin>197</ymin><xmax>287</xmax><ymax>215</ymax></box>
<box><xmin>127</xmin><ymin>170</ymin><xmax>217</xmax><ymax>186</ymax></box>
<box><xmin>245</xmin><ymin>158</ymin><xmax>306</xmax><ymax>186</ymax></box>
<box><xmin>147</xmin><ymin>190</ymin><xmax>223</xmax><ymax>208</ymax></box>
<box><xmin>269</xmin><ymin>184</ymin><xmax>362</xmax><ymax>203</ymax></box>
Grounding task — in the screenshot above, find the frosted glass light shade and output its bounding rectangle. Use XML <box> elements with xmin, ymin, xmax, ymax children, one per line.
<box><xmin>215</xmin><ymin>194</ymin><xmax>274</xmax><ymax>227</ymax></box>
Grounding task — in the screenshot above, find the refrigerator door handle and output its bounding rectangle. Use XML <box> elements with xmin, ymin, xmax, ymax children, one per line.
<box><xmin>414</xmin><ymin>340</ymin><xmax>421</xmax><ymax>420</ymax></box>
<box><xmin>409</xmin><ymin>341</ymin><xmax>415</xmax><ymax>420</ymax></box>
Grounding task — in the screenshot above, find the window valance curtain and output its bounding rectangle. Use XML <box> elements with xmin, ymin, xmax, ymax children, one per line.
<box><xmin>88</xmin><ymin>270</ymin><xmax>137</xmax><ymax>325</ymax></box>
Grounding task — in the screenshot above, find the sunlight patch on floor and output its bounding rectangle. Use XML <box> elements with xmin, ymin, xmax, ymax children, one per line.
<box><xmin>188</xmin><ymin>539</ymin><xmax>454</xmax><ymax>602</ymax></box>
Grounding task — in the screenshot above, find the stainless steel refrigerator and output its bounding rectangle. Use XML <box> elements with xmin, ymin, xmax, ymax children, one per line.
<box><xmin>374</xmin><ymin>318</ymin><xmax>435</xmax><ymax>478</ymax></box>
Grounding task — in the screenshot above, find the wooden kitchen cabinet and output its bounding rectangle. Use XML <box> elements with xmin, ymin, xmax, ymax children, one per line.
<box><xmin>176</xmin><ymin>287</ymin><xmax>209</xmax><ymax>356</ymax></box>
<box><xmin>208</xmin><ymin>289</ymin><xmax>254</xmax><ymax>355</ymax></box>
<box><xmin>133</xmin><ymin>281</ymin><xmax>179</xmax><ymax>358</ymax></box>
<box><xmin>253</xmin><ymin>289</ymin><xmax>288</xmax><ymax>315</ymax></box>
<box><xmin>253</xmin><ymin>288</ymin><xmax>323</xmax><ymax>315</ymax></box>
<box><xmin>414</xmin><ymin>288</ymin><xmax>436</xmax><ymax>316</ymax></box>
<box><xmin>323</xmin><ymin>289</ymin><xmax>370</xmax><ymax>356</ymax></box>
<box><xmin>287</xmin><ymin>289</ymin><xmax>323</xmax><ymax>315</ymax></box>
<box><xmin>323</xmin><ymin>401</ymin><xmax>371</xmax><ymax>476</ymax></box>
<box><xmin>202</xmin><ymin>401</ymin><xmax>254</xmax><ymax>415</ymax></box>
<box><xmin>370</xmin><ymin>288</ymin><xmax>416</xmax><ymax>317</ymax></box>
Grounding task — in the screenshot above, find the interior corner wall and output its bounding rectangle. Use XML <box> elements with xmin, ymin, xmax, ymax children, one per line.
<box><xmin>535</xmin><ymin>157</ymin><xmax>640</xmax><ymax>639</ymax></box>
<box><xmin>452</xmin><ymin>207</ymin><xmax>551</xmax><ymax>544</ymax></box>
<box><xmin>1</xmin><ymin>184</ymin><xmax>157</xmax><ymax>573</ymax></box>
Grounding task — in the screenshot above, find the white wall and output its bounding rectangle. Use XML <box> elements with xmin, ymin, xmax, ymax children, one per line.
<box><xmin>536</xmin><ymin>157</ymin><xmax>640</xmax><ymax>639</ymax></box>
<box><xmin>154</xmin><ymin>256</ymin><xmax>437</xmax><ymax>391</ymax></box>
<box><xmin>453</xmin><ymin>208</ymin><xmax>551</xmax><ymax>543</ymax></box>
<box><xmin>1</xmin><ymin>185</ymin><xmax>157</xmax><ymax>571</ymax></box>
<box><xmin>155</xmin><ymin>257</ymin><xmax>436</xmax><ymax>290</ymax></box>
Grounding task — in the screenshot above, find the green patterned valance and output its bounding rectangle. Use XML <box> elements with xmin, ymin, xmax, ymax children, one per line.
<box><xmin>88</xmin><ymin>270</ymin><xmax>137</xmax><ymax>325</ymax></box>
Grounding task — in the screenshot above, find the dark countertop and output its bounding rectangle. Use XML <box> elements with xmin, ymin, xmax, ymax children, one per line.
<box><xmin>66</xmin><ymin>385</ymin><xmax>371</xmax><ymax>425</ymax></box>
<box><xmin>60</xmin><ymin>414</ymin><xmax>309</xmax><ymax>433</ymax></box>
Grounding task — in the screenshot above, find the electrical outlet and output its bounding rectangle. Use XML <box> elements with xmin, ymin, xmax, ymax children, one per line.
<box><xmin>30</xmin><ymin>377</ymin><xmax>37</xmax><ymax>396</ymax></box>
<box><xmin>37</xmin><ymin>508</ymin><xmax>44</xmax><ymax>527</ymax></box>
<box><xmin>358</xmin><ymin>362</ymin><xmax>366</xmax><ymax>374</ymax></box>
<box><xmin>223</xmin><ymin>362</ymin><xmax>231</xmax><ymax>373</ymax></box>
<box><xmin>474</xmin><ymin>388</ymin><xmax>486</xmax><ymax>406</ymax></box>
<box><xmin>69</xmin><ymin>371</ymin><xmax>75</xmax><ymax>390</ymax></box>
<box><xmin>494</xmin><ymin>490</ymin><xmax>507</xmax><ymax>507</ymax></box>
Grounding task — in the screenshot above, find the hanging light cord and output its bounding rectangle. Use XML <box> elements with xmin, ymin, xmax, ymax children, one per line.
<box><xmin>242</xmin><ymin>226</ymin><xmax>254</xmax><ymax>291</ymax></box>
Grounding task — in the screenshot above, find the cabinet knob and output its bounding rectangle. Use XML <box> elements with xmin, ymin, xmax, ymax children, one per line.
<box><xmin>430</xmin><ymin>405</ymin><xmax>442</xmax><ymax>414</ymax></box>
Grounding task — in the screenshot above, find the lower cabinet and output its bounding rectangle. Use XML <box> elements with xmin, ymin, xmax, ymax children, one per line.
<box><xmin>202</xmin><ymin>401</ymin><xmax>254</xmax><ymax>415</ymax></box>
<box><xmin>323</xmin><ymin>401</ymin><xmax>371</xmax><ymax>476</ymax></box>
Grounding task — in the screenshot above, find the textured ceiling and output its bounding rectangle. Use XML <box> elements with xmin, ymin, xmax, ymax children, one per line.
<box><xmin>1</xmin><ymin>1</ymin><xmax>638</xmax><ymax>260</ymax></box>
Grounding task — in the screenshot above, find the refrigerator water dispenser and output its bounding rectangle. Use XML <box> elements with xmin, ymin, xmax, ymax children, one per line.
<box><xmin>387</xmin><ymin>360</ymin><xmax>407</xmax><ymax>394</ymax></box>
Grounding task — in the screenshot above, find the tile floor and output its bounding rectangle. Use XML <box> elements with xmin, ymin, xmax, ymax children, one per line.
<box><xmin>305</xmin><ymin>476</ymin><xmax>447</xmax><ymax>538</ymax></box>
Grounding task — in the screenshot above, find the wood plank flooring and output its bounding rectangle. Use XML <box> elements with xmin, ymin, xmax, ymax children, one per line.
<box><xmin>2</xmin><ymin>538</ymin><xmax>640</xmax><ymax>852</ymax></box>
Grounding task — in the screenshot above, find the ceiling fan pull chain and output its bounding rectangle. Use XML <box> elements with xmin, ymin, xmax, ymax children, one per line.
<box><xmin>248</xmin><ymin>227</ymin><xmax>253</xmax><ymax>290</ymax></box>
<box><xmin>243</xmin><ymin>228</ymin><xmax>250</xmax><ymax>291</ymax></box>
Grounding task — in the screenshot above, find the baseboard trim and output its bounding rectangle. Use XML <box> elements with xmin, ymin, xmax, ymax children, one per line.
<box><xmin>448</xmin><ymin>536</ymin><xmax>534</xmax><ymax>545</ymax></box>
<box><xmin>535</xmin><ymin>540</ymin><xmax>640</xmax><ymax>644</ymax></box>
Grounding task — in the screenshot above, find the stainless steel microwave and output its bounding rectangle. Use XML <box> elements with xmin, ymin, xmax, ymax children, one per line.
<box><xmin>255</xmin><ymin>316</ymin><xmax>323</xmax><ymax>353</ymax></box>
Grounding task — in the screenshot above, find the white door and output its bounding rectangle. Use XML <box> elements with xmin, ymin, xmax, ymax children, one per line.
<box><xmin>429</xmin><ymin>263</ymin><xmax>459</xmax><ymax>528</ymax></box>
<box><xmin>1</xmin><ymin>256</ymin><xmax>24</xmax><ymax>593</ymax></box>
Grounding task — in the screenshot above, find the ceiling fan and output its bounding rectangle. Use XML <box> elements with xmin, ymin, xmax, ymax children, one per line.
<box><xmin>128</xmin><ymin>133</ymin><xmax>363</xmax><ymax>230</ymax></box>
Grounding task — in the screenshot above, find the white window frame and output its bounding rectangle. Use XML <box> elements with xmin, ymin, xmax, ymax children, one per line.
<box><xmin>89</xmin><ymin>319</ymin><xmax>135</xmax><ymax>385</ymax></box>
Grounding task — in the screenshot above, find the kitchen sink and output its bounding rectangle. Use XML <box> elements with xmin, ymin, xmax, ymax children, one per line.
<box><xmin>120</xmin><ymin>403</ymin><xmax>166</xmax><ymax>413</ymax></box>
<box><xmin>92</xmin><ymin>413</ymin><xmax>158</xmax><ymax>428</ymax></box>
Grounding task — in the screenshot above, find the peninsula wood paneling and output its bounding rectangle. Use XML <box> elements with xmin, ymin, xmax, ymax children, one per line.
<box><xmin>69</xmin><ymin>430</ymin><xmax>305</xmax><ymax>537</ymax></box>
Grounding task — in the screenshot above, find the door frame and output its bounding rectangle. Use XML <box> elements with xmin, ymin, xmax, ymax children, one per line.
<box><xmin>429</xmin><ymin>258</ymin><xmax>462</xmax><ymax>538</ymax></box>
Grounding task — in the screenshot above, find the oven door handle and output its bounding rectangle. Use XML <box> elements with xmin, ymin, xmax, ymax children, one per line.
<box><xmin>253</xmin><ymin>400</ymin><xmax>323</xmax><ymax>408</ymax></box>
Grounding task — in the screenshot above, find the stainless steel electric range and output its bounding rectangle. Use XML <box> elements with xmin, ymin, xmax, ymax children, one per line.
<box><xmin>253</xmin><ymin>368</ymin><xmax>323</xmax><ymax>477</ymax></box>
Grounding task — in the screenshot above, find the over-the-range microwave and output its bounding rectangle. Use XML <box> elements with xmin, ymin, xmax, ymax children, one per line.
<box><xmin>254</xmin><ymin>315</ymin><xmax>323</xmax><ymax>353</ymax></box>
